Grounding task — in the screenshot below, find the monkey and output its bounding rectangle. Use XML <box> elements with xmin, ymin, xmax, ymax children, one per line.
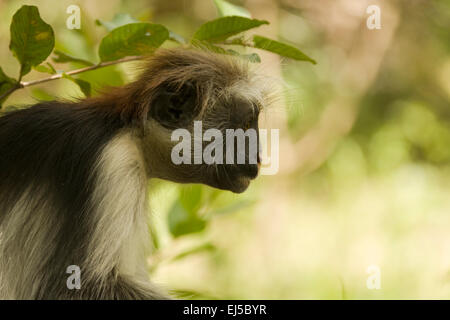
<box><xmin>0</xmin><ymin>48</ymin><xmax>269</xmax><ymax>299</ymax></box>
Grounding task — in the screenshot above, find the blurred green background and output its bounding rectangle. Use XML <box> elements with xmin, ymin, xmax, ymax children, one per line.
<box><xmin>1</xmin><ymin>0</ymin><xmax>449</xmax><ymax>299</ymax></box>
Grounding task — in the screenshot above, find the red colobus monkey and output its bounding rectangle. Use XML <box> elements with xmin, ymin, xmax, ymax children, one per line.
<box><xmin>0</xmin><ymin>49</ymin><xmax>267</xmax><ymax>299</ymax></box>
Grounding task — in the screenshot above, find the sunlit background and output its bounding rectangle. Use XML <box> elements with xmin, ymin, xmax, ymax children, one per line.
<box><xmin>1</xmin><ymin>0</ymin><xmax>449</xmax><ymax>299</ymax></box>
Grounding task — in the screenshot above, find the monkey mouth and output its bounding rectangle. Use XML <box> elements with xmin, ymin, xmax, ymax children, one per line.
<box><xmin>207</xmin><ymin>162</ymin><xmax>260</xmax><ymax>194</ymax></box>
<box><xmin>213</xmin><ymin>175</ymin><xmax>249</xmax><ymax>194</ymax></box>
<box><xmin>219</xmin><ymin>164</ymin><xmax>259</xmax><ymax>193</ymax></box>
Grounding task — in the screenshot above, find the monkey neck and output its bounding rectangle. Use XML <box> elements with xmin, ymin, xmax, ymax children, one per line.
<box><xmin>81</xmin><ymin>85</ymin><xmax>164</xmax><ymax>181</ymax></box>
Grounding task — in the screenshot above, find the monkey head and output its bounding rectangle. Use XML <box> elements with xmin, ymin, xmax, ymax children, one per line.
<box><xmin>122</xmin><ymin>49</ymin><xmax>269</xmax><ymax>193</ymax></box>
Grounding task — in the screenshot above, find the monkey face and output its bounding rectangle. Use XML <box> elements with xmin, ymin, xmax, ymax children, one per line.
<box><xmin>143</xmin><ymin>82</ymin><xmax>262</xmax><ymax>194</ymax></box>
<box><xmin>136</xmin><ymin>49</ymin><xmax>266</xmax><ymax>193</ymax></box>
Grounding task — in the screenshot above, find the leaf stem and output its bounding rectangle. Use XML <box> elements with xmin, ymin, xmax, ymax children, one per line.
<box><xmin>0</xmin><ymin>55</ymin><xmax>143</xmax><ymax>105</ymax></box>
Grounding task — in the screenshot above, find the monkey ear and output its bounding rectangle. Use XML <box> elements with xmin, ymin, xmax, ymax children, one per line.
<box><xmin>149</xmin><ymin>83</ymin><xmax>198</xmax><ymax>129</ymax></box>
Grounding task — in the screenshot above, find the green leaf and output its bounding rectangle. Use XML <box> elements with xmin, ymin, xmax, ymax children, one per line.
<box><xmin>31</xmin><ymin>88</ymin><xmax>54</xmax><ymax>101</ymax></box>
<box><xmin>213</xmin><ymin>0</ymin><xmax>251</xmax><ymax>18</ymax></box>
<box><xmin>76</xmin><ymin>64</ymin><xmax>125</xmax><ymax>87</ymax></box>
<box><xmin>33</xmin><ymin>62</ymin><xmax>56</xmax><ymax>74</ymax></box>
<box><xmin>95</xmin><ymin>13</ymin><xmax>139</xmax><ymax>31</ymax></box>
<box><xmin>223</xmin><ymin>36</ymin><xmax>250</xmax><ymax>46</ymax></box>
<box><xmin>62</xmin><ymin>73</ymin><xmax>92</xmax><ymax>97</ymax></box>
<box><xmin>96</xmin><ymin>13</ymin><xmax>185</xmax><ymax>44</ymax></box>
<box><xmin>52</xmin><ymin>50</ymin><xmax>94</xmax><ymax>66</ymax></box>
<box><xmin>98</xmin><ymin>23</ymin><xmax>169</xmax><ymax>62</ymax></box>
<box><xmin>253</xmin><ymin>35</ymin><xmax>316</xmax><ymax>64</ymax></box>
<box><xmin>9</xmin><ymin>5</ymin><xmax>55</xmax><ymax>77</ymax></box>
<box><xmin>0</xmin><ymin>67</ymin><xmax>17</xmax><ymax>106</ymax></box>
<box><xmin>168</xmin><ymin>185</ymin><xmax>207</xmax><ymax>238</ymax></box>
<box><xmin>192</xmin><ymin>40</ymin><xmax>260</xmax><ymax>63</ymax></box>
<box><xmin>179</xmin><ymin>185</ymin><xmax>203</xmax><ymax>213</ymax></box>
<box><xmin>168</xmin><ymin>201</ymin><xmax>207</xmax><ymax>238</ymax></box>
<box><xmin>191</xmin><ymin>39</ymin><xmax>230</xmax><ymax>55</ymax></box>
<box><xmin>192</xmin><ymin>16</ymin><xmax>268</xmax><ymax>43</ymax></box>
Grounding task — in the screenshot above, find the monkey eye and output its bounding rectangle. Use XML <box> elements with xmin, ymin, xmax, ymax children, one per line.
<box><xmin>150</xmin><ymin>83</ymin><xmax>198</xmax><ymax>129</ymax></box>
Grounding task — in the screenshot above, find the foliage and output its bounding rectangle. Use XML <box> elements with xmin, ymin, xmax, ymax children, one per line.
<box><xmin>0</xmin><ymin>0</ymin><xmax>314</xmax><ymax>107</ymax></box>
<box><xmin>192</xmin><ymin>16</ymin><xmax>268</xmax><ymax>42</ymax></box>
<box><xmin>98</xmin><ymin>23</ymin><xmax>169</xmax><ymax>62</ymax></box>
<box><xmin>9</xmin><ymin>5</ymin><xmax>55</xmax><ymax>77</ymax></box>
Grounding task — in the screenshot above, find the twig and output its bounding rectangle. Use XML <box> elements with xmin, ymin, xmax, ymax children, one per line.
<box><xmin>0</xmin><ymin>55</ymin><xmax>143</xmax><ymax>104</ymax></box>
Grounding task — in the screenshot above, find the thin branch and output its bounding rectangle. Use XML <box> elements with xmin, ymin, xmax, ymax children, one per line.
<box><xmin>21</xmin><ymin>55</ymin><xmax>143</xmax><ymax>87</ymax></box>
<box><xmin>0</xmin><ymin>55</ymin><xmax>143</xmax><ymax>104</ymax></box>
